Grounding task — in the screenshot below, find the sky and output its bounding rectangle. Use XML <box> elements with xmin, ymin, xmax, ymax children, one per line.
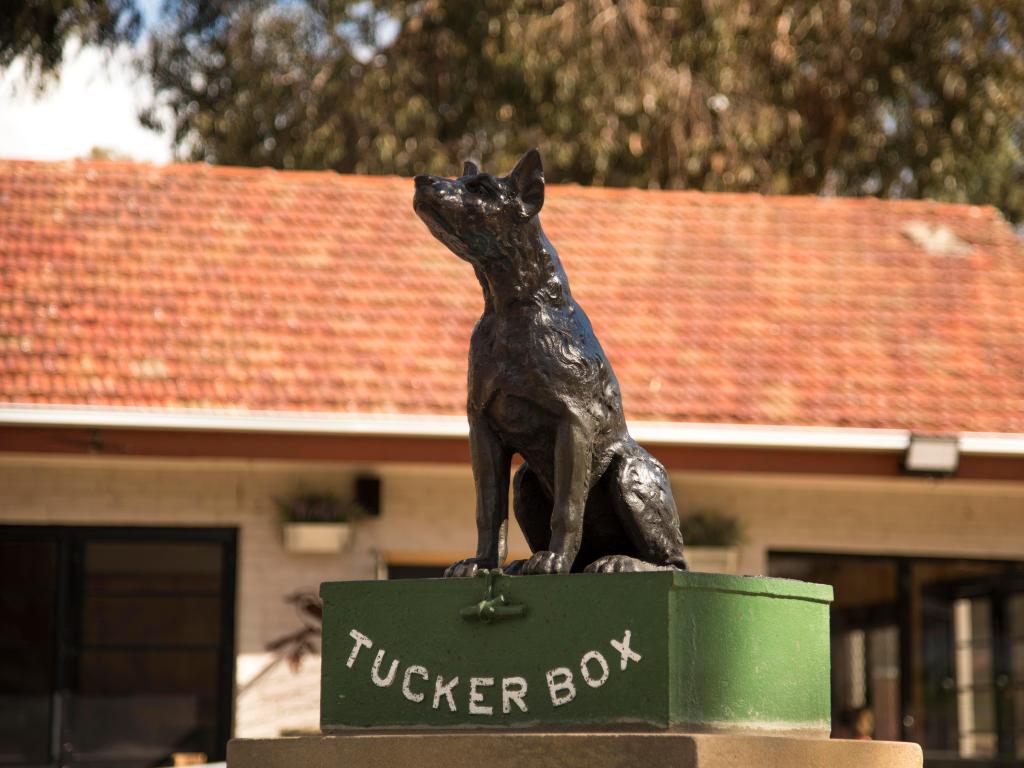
<box><xmin>0</xmin><ymin>42</ymin><xmax>172</xmax><ymax>164</ymax></box>
<box><xmin>0</xmin><ymin>0</ymin><xmax>173</xmax><ymax>165</ymax></box>
<box><xmin>0</xmin><ymin>2</ymin><xmax>393</xmax><ymax>167</ymax></box>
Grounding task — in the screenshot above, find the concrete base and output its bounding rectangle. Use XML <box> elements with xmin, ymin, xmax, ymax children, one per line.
<box><xmin>228</xmin><ymin>733</ymin><xmax>922</xmax><ymax>768</ymax></box>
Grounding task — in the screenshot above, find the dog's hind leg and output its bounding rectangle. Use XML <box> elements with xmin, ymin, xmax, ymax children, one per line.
<box><xmin>504</xmin><ymin>463</ymin><xmax>553</xmax><ymax>574</ymax></box>
<box><xmin>584</xmin><ymin>443</ymin><xmax>688</xmax><ymax>573</ymax></box>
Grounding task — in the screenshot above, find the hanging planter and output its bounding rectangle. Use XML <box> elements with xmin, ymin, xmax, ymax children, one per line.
<box><xmin>277</xmin><ymin>491</ymin><xmax>365</xmax><ymax>555</ymax></box>
<box><xmin>681</xmin><ymin>511</ymin><xmax>744</xmax><ymax>574</ymax></box>
<box><xmin>684</xmin><ymin>545</ymin><xmax>740</xmax><ymax>574</ymax></box>
<box><xmin>282</xmin><ymin>522</ymin><xmax>354</xmax><ymax>554</ymax></box>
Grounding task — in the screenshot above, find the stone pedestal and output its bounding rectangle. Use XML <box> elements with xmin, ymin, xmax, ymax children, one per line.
<box><xmin>228</xmin><ymin>572</ymin><xmax>921</xmax><ymax>767</ymax></box>
<box><xmin>229</xmin><ymin>733</ymin><xmax>923</xmax><ymax>768</ymax></box>
<box><xmin>320</xmin><ymin>572</ymin><xmax>832</xmax><ymax>734</ymax></box>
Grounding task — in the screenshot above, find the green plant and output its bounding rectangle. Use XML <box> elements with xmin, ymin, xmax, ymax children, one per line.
<box><xmin>265</xmin><ymin>590</ymin><xmax>323</xmax><ymax>672</ymax></box>
<box><xmin>275</xmin><ymin>491</ymin><xmax>365</xmax><ymax>524</ymax></box>
<box><xmin>681</xmin><ymin>511</ymin><xmax>744</xmax><ymax>547</ymax></box>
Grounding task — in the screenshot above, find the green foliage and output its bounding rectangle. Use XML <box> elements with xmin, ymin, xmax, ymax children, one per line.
<box><xmin>275</xmin><ymin>490</ymin><xmax>365</xmax><ymax>523</ymax></box>
<box><xmin>10</xmin><ymin>2</ymin><xmax>1024</xmax><ymax>220</ymax></box>
<box><xmin>1</xmin><ymin>0</ymin><xmax>140</xmax><ymax>85</ymax></box>
<box><xmin>680</xmin><ymin>511</ymin><xmax>743</xmax><ymax>547</ymax></box>
<box><xmin>264</xmin><ymin>589</ymin><xmax>322</xmax><ymax>672</ymax></box>
<box><xmin>139</xmin><ymin>1</ymin><xmax>1024</xmax><ymax>220</ymax></box>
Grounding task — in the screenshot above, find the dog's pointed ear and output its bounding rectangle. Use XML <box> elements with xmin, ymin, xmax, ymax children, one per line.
<box><xmin>462</xmin><ymin>160</ymin><xmax>479</xmax><ymax>177</ymax></box>
<box><xmin>509</xmin><ymin>148</ymin><xmax>544</xmax><ymax>218</ymax></box>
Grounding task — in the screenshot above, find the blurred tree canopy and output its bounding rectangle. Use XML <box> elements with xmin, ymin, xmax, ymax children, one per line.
<box><xmin>9</xmin><ymin>2</ymin><xmax>1024</xmax><ymax>221</ymax></box>
<box><xmin>2</xmin><ymin>1</ymin><xmax>140</xmax><ymax>84</ymax></box>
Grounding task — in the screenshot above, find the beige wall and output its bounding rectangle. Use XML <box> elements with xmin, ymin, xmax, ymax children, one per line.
<box><xmin>0</xmin><ymin>454</ymin><xmax>523</xmax><ymax>737</ymax></box>
<box><xmin>1</xmin><ymin>453</ymin><xmax>1022</xmax><ymax>738</ymax></box>
<box><xmin>670</xmin><ymin>472</ymin><xmax>1024</xmax><ymax>575</ymax></box>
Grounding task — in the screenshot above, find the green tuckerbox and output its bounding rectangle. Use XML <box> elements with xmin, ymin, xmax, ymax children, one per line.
<box><xmin>320</xmin><ymin>571</ymin><xmax>832</xmax><ymax>735</ymax></box>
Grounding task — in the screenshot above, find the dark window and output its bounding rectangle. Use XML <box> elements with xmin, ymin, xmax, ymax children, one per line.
<box><xmin>771</xmin><ymin>552</ymin><xmax>1024</xmax><ymax>767</ymax></box>
<box><xmin>386</xmin><ymin>564</ymin><xmax>446</xmax><ymax>580</ymax></box>
<box><xmin>0</xmin><ymin>527</ymin><xmax>236</xmax><ymax>768</ymax></box>
<box><xmin>0</xmin><ymin>537</ymin><xmax>58</xmax><ymax>766</ymax></box>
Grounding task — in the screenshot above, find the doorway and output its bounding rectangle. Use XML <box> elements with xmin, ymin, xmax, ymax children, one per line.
<box><xmin>0</xmin><ymin>526</ymin><xmax>237</xmax><ymax>768</ymax></box>
<box><xmin>771</xmin><ymin>552</ymin><xmax>1024</xmax><ymax>767</ymax></box>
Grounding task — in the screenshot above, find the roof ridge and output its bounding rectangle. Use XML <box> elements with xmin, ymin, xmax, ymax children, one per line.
<box><xmin>0</xmin><ymin>157</ymin><xmax>403</xmax><ymax>184</ymax></box>
<box><xmin>0</xmin><ymin>157</ymin><xmax>1010</xmax><ymax>221</ymax></box>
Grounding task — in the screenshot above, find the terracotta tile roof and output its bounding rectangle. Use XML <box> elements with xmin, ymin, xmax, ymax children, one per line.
<box><xmin>2</xmin><ymin>158</ymin><xmax>1023</xmax><ymax>434</ymax></box>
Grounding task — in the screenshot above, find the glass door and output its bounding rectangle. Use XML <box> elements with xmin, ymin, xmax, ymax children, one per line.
<box><xmin>771</xmin><ymin>552</ymin><xmax>1024</xmax><ymax>767</ymax></box>
<box><xmin>914</xmin><ymin>562</ymin><xmax>1024</xmax><ymax>766</ymax></box>
<box><xmin>0</xmin><ymin>533</ymin><xmax>60</xmax><ymax>767</ymax></box>
<box><xmin>0</xmin><ymin>527</ymin><xmax>236</xmax><ymax>768</ymax></box>
<box><xmin>1008</xmin><ymin>594</ymin><xmax>1024</xmax><ymax>760</ymax></box>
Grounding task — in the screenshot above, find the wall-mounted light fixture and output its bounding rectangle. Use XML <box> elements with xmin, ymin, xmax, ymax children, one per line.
<box><xmin>903</xmin><ymin>434</ymin><xmax>960</xmax><ymax>477</ymax></box>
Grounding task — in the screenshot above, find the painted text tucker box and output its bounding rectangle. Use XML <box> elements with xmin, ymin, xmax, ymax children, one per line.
<box><xmin>320</xmin><ymin>571</ymin><xmax>832</xmax><ymax>735</ymax></box>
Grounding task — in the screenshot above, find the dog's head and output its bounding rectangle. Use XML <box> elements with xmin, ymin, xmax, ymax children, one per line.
<box><xmin>413</xmin><ymin>149</ymin><xmax>545</xmax><ymax>266</ymax></box>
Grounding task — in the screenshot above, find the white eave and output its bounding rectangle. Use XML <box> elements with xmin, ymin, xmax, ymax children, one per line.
<box><xmin>2</xmin><ymin>404</ymin><xmax>1023</xmax><ymax>456</ymax></box>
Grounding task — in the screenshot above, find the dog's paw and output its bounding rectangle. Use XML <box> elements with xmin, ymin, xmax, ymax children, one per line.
<box><xmin>444</xmin><ymin>558</ymin><xmax>489</xmax><ymax>578</ymax></box>
<box><xmin>521</xmin><ymin>550</ymin><xmax>571</xmax><ymax>575</ymax></box>
<box><xmin>584</xmin><ymin>555</ymin><xmax>672</xmax><ymax>573</ymax></box>
<box><xmin>503</xmin><ymin>559</ymin><xmax>529</xmax><ymax>575</ymax></box>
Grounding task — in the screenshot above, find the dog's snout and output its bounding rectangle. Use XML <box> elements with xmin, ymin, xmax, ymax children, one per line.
<box><xmin>414</xmin><ymin>174</ymin><xmax>434</xmax><ymax>188</ymax></box>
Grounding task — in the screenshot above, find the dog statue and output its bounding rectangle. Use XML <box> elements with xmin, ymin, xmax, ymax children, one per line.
<box><xmin>414</xmin><ymin>149</ymin><xmax>688</xmax><ymax>576</ymax></box>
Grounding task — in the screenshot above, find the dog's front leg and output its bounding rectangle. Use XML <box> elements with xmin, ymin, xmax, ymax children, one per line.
<box><xmin>445</xmin><ymin>414</ymin><xmax>511</xmax><ymax>577</ymax></box>
<box><xmin>521</xmin><ymin>410</ymin><xmax>593</xmax><ymax>575</ymax></box>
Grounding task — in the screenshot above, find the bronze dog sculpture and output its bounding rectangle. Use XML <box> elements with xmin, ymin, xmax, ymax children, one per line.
<box><xmin>414</xmin><ymin>149</ymin><xmax>688</xmax><ymax>576</ymax></box>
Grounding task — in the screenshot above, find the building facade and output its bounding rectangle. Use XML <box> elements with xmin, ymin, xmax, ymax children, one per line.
<box><xmin>2</xmin><ymin>159</ymin><xmax>1023</xmax><ymax>767</ymax></box>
